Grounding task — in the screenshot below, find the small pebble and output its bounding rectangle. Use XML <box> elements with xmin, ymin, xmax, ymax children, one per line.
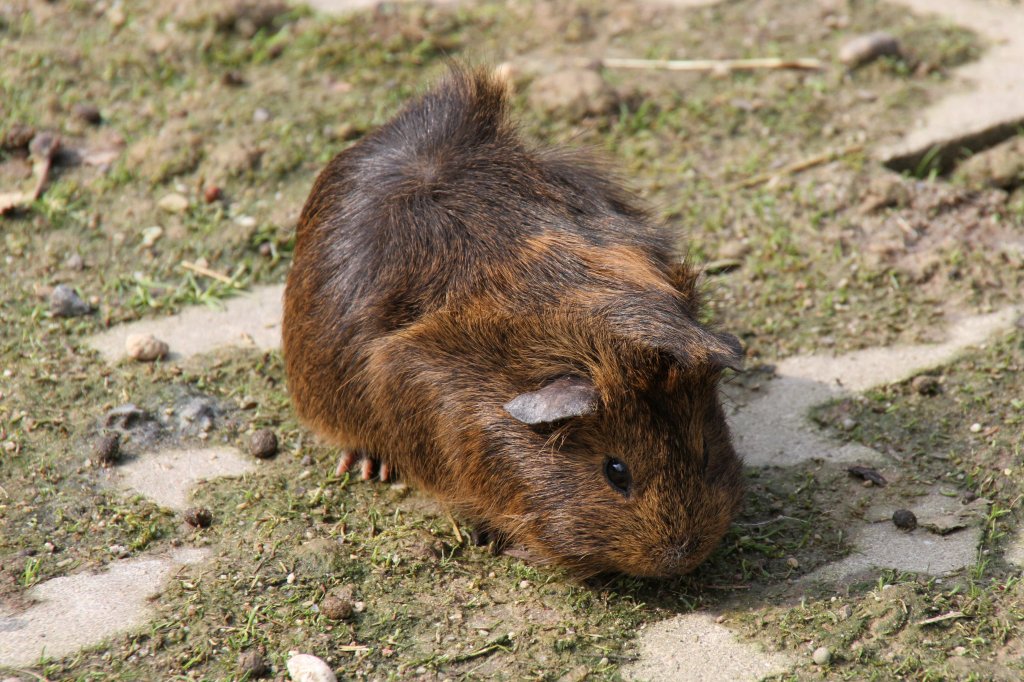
<box><xmin>222</xmin><ymin>70</ymin><xmax>246</xmax><ymax>87</ymax></box>
<box><xmin>258</xmin><ymin>242</ymin><xmax>274</xmax><ymax>258</ymax></box>
<box><xmin>141</xmin><ymin>225</ymin><xmax>164</xmax><ymax>248</ymax></box>
<box><xmin>812</xmin><ymin>646</ymin><xmax>831</xmax><ymax>666</ymax></box>
<box><xmin>786</xmin><ymin>557</ymin><xmax>800</xmax><ymax>569</ymax></box>
<box><xmin>50</xmin><ymin>284</ymin><xmax>92</xmax><ymax>317</ymax></box>
<box><xmin>184</xmin><ymin>507</ymin><xmax>213</xmax><ymax>528</ymax></box>
<box><xmin>286</xmin><ymin>653</ymin><xmax>336</xmax><ymax>682</ymax></box>
<box><xmin>838</xmin><ymin>32</ymin><xmax>901</xmax><ymax>68</ymax></box>
<box><xmin>65</xmin><ymin>253</ymin><xmax>85</xmax><ymax>271</ymax></box>
<box><xmin>841</xmin><ymin>417</ymin><xmax>857</xmax><ymax>431</ymax></box>
<box><xmin>93</xmin><ymin>432</ymin><xmax>120</xmax><ymax>466</ymax></box>
<box><xmin>237</xmin><ymin>650</ymin><xmax>268</xmax><ymax>678</ymax></box>
<box><xmin>238</xmin><ymin>395</ymin><xmax>258</xmax><ymax>410</ymax></box>
<box><xmin>892</xmin><ymin>509</ymin><xmax>917</xmax><ymax>531</ymax></box>
<box><xmin>969</xmin><ymin>423</ymin><xmax>982</xmax><ymax>433</ymax></box>
<box><xmin>157</xmin><ymin>192</ymin><xmax>189</xmax><ymax>213</ymax></box>
<box><xmin>125</xmin><ymin>333</ymin><xmax>169</xmax><ymax>362</ymax></box>
<box><xmin>204</xmin><ymin>185</ymin><xmax>223</xmax><ymax>203</ymax></box>
<box><xmin>320</xmin><ymin>594</ymin><xmax>354</xmax><ymax>621</ymax></box>
<box><xmin>249</xmin><ymin>428</ymin><xmax>278</xmax><ymax>459</ymax></box>
<box><xmin>72</xmin><ymin>103</ymin><xmax>102</xmax><ymax>125</ymax></box>
<box><xmin>253</xmin><ymin>108</ymin><xmax>271</xmax><ymax>123</ymax></box>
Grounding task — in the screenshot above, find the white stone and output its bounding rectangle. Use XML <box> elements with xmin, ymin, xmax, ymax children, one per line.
<box><xmin>125</xmin><ymin>332</ymin><xmax>169</xmax><ymax>362</ymax></box>
<box><xmin>157</xmin><ymin>193</ymin><xmax>189</xmax><ymax>213</ymax></box>
<box><xmin>287</xmin><ymin>653</ymin><xmax>337</xmax><ymax>682</ymax></box>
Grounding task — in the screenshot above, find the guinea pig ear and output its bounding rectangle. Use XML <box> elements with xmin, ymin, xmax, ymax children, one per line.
<box><xmin>705</xmin><ymin>330</ymin><xmax>745</xmax><ymax>372</ymax></box>
<box><xmin>503</xmin><ymin>376</ymin><xmax>600</xmax><ymax>425</ymax></box>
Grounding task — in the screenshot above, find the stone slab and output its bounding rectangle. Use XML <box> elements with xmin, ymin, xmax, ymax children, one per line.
<box><xmin>87</xmin><ymin>285</ymin><xmax>283</xmax><ymax>363</ymax></box>
<box><xmin>622</xmin><ymin>613</ymin><xmax>792</xmax><ymax>682</ymax></box>
<box><xmin>107</xmin><ymin>446</ymin><xmax>255</xmax><ymax>511</ymax></box>
<box><xmin>805</xmin><ymin>491</ymin><xmax>984</xmax><ymax>583</ymax></box>
<box><xmin>729</xmin><ymin>306</ymin><xmax>1019</xmax><ymax>468</ymax></box>
<box><xmin>0</xmin><ymin>548</ymin><xmax>207</xmax><ymax>668</ymax></box>
<box><xmin>877</xmin><ymin>0</ymin><xmax>1024</xmax><ymax>171</ymax></box>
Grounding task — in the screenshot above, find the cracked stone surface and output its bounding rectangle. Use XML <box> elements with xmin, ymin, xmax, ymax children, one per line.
<box><xmin>107</xmin><ymin>446</ymin><xmax>255</xmax><ymax>511</ymax></box>
<box><xmin>87</xmin><ymin>285</ymin><xmax>283</xmax><ymax>363</ymax></box>
<box><xmin>877</xmin><ymin>0</ymin><xmax>1024</xmax><ymax>171</ymax></box>
<box><xmin>804</xmin><ymin>490</ymin><xmax>987</xmax><ymax>583</ymax></box>
<box><xmin>0</xmin><ymin>548</ymin><xmax>207</xmax><ymax>668</ymax></box>
<box><xmin>728</xmin><ymin>307</ymin><xmax>1020</xmax><ymax>468</ymax></box>
<box><xmin>621</xmin><ymin>613</ymin><xmax>792</xmax><ymax>682</ymax></box>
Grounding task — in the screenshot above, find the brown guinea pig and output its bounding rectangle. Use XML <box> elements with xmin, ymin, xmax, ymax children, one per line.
<box><xmin>283</xmin><ymin>66</ymin><xmax>744</xmax><ymax>578</ymax></box>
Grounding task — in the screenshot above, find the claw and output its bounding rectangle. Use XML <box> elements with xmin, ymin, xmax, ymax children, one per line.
<box><xmin>335</xmin><ymin>449</ymin><xmax>358</xmax><ymax>477</ymax></box>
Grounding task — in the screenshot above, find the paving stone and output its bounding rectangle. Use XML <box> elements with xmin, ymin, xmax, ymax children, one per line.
<box><xmin>728</xmin><ymin>307</ymin><xmax>1019</xmax><ymax>468</ymax></box>
<box><xmin>107</xmin><ymin>446</ymin><xmax>254</xmax><ymax>510</ymax></box>
<box><xmin>621</xmin><ymin>613</ymin><xmax>792</xmax><ymax>682</ymax></box>
<box><xmin>877</xmin><ymin>0</ymin><xmax>1024</xmax><ymax>172</ymax></box>
<box><xmin>805</xmin><ymin>490</ymin><xmax>984</xmax><ymax>583</ymax></box>
<box><xmin>772</xmin><ymin>308</ymin><xmax>1020</xmax><ymax>394</ymax></box>
<box><xmin>1006</xmin><ymin>532</ymin><xmax>1024</xmax><ymax>568</ymax></box>
<box><xmin>87</xmin><ymin>285</ymin><xmax>283</xmax><ymax>363</ymax></box>
<box><xmin>0</xmin><ymin>548</ymin><xmax>207</xmax><ymax>668</ymax></box>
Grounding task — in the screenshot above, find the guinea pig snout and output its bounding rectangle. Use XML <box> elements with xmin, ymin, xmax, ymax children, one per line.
<box><xmin>658</xmin><ymin>540</ymin><xmax>694</xmax><ymax>572</ymax></box>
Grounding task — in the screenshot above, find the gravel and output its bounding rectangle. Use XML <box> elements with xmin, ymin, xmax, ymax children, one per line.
<box><xmin>50</xmin><ymin>284</ymin><xmax>92</xmax><ymax>317</ymax></box>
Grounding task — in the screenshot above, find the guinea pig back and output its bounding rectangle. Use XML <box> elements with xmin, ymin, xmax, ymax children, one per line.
<box><xmin>283</xmin><ymin>66</ymin><xmax>744</xmax><ymax>578</ymax></box>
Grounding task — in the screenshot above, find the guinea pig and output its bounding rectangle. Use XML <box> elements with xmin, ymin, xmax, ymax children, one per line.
<box><xmin>283</xmin><ymin>66</ymin><xmax>744</xmax><ymax>578</ymax></box>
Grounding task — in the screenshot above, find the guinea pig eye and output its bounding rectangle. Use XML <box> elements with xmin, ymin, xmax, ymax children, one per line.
<box><xmin>604</xmin><ymin>458</ymin><xmax>631</xmax><ymax>496</ymax></box>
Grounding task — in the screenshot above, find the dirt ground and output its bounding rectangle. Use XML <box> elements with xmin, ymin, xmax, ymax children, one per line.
<box><xmin>1</xmin><ymin>0</ymin><xmax>1023</xmax><ymax>680</ymax></box>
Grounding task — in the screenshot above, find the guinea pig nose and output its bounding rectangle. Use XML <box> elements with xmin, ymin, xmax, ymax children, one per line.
<box><xmin>662</xmin><ymin>541</ymin><xmax>691</xmax><ymax>569</ymax></box>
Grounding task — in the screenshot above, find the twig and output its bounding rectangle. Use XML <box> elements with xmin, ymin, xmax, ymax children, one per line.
<box><xmin>917</xmin><ymin>611</ymin><xmax>968</xmax><ymax>626</ymax></box>
<box><xmin>731</xmin><ymin>143</ymin><xmax>864</xmax><ymax>189</ymax></box>
<box><xmin>180</xmin><ymin>260</ymin><xmax>235</xmax><ymax>285</ymax></box>
<box><xmin>602</xmin><ymin>57</ymin><xmax>825</xmax><ymax>73</ymax></box>
<box><xmin>417</xmin><ymin>635</ymin><xmax>512</xmax><ymax>667</ymax></box>
<box><xmin>0</xmin><ymin>135</ymin><xmax>59</xmax><ymax>215</ymax></box>
<box><xmin>446</xmin><ymin>511</ymin><xmax>464</xmax><ymax>544</ymax></box>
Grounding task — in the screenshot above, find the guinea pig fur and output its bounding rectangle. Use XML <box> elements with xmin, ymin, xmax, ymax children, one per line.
<box><xmin>283</xmin><ymin>66</ymin><xmax>744</xmax><ymax>578</ymax></box>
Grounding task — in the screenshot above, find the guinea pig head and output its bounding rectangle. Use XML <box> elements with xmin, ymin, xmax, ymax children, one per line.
<box><xmin>501</xmin><ymin>319</ymin><xmax>744</xmax><ymax>578</ymax></box>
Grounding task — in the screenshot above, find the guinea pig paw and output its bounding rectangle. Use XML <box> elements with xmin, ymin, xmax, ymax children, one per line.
<box><xmin>334</xmin><ymin>449</ymin><xmax>394</xmax><ymax>482</ymax></box>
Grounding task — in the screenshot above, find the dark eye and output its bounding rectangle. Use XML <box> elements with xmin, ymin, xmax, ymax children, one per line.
<box><xmin>604</xmin><ymin>458</ymin><xmax>631</xmax><ymax>495</ymax></box>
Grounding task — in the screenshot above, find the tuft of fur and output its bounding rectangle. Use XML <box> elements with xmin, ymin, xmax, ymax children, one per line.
<box><xmin>283</xmin><ymin>66</ymin><xmax>744</xmax><ymax>577</ymax></box>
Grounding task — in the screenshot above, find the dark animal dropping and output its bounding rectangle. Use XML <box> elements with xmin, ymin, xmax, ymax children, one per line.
<box><xmin>283</xmin><ymin>67</ymin><xmax>744</xmax><ymax>577</ymax></box>
<box><xmin>249</xmin><ymin>428</ymin><xmax>278</xmax><ymax>459</ymax></box>
<box><xmin>892</xmin><ymin>509</ymin><xmax>917</xmax><ymax>531</ymax></box>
